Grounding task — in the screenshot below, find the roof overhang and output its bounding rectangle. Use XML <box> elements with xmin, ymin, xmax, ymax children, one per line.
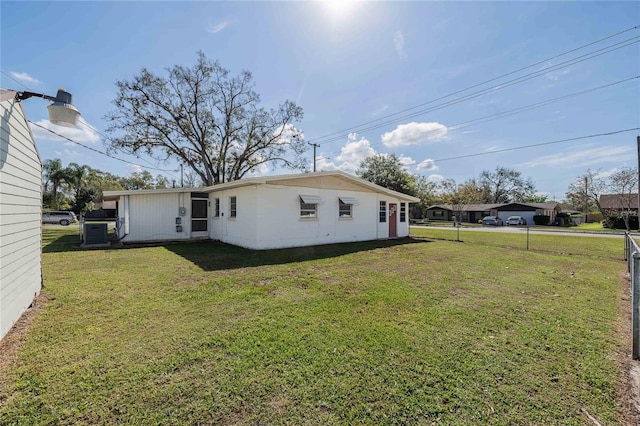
<box><xmin>103</xmin><ymin>171</ymin><xmax>421</xmax><ymax>203</ymax></box>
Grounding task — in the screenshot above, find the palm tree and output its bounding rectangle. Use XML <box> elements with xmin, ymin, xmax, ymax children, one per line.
<box><xmin>43</xmin><ymin>159</ymin><xmax>67</xmax><ymax>208</ymax></box>
<box><xmin>66</xmin><ymin>162</ymin><xmax>88</xmax><ymax>200</ymax></box>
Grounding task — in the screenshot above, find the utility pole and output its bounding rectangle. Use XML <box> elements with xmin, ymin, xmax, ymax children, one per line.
<box><xmin>309</xmin><ymin>143</ymin><xmax>320</xmax><ymax>172</ymax></box>
<box><xmin>180</xmin><ymin>164</ymin><xmax>184</xmax><ymax>188</ymax></box>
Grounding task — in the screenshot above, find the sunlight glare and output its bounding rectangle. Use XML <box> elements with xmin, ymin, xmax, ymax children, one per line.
<box><xmin>323</xmin><ymin>0</ymin><xmax>358</xmax><ymax>20</ymax></box>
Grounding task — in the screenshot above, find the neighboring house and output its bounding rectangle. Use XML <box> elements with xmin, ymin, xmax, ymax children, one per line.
<box><xmin>426</xmin><ymin>202</ymin><xmax>560</xmax><ymax>225</ymax></box>
<box><xmin>599</xmin><ymin>193</ymin><xmax>639</xmax><ymax>215</ymax></box>
<box><xmin>103</xmin><ymin>171</ymin><xmax>420</xmax><ymax>250</ymax></box>
<box><xmin>0</xmin><ymin>90</ymin><xmax>42</xmax><ymax>340</ymax></box>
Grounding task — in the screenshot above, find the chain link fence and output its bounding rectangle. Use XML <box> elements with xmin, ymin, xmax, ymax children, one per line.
<box><xmin>625</xmin><ymin>232</ymin><xmax>640</xmax><ymax>360</ymax></box>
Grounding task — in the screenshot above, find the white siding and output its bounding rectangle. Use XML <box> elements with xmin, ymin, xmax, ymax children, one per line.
<box><xmin>0</xmin><ymin>94</ymin><xmax>42</xmax><ymax>340</ymax></box>
<box><xmin>118</xmin><ymin>192</ymin><xmax>192</xmax><ymax>242</ymax></box>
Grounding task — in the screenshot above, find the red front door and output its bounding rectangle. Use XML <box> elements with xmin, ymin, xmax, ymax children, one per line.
<box><xmin>389</xmin><ymin>203</ymin><xmax>397</xmax><ymax>238</ymax></box>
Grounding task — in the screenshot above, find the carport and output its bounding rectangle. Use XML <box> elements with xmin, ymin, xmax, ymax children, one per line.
<box><xmin>495</xmin><ymin>203</ymin><xmax>537</xmax><ymax>225</ymax></box>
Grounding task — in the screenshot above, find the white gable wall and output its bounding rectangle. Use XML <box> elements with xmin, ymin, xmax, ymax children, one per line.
<box><xmin>0</xmin><ymin>95</ymin><xmax>42</xmax><ymax>340</ymax></box>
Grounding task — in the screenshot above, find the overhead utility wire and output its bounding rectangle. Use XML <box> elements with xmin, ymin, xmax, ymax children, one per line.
<box><xmin>1</xmin><ymin>70</ymin><xmax>179</xmax><ymax>176</ymax></box>
<box><xmin>431</xmin><ymin>128</ymin><xmax>640</xmax><ymax>163</ymax></box>
<box><xmin>314</xmin><ymin>37</ymin><xmax>640</xmax><ymax>146</ymax></box>
<box><xmin>318</xmin><ymin>76</ymin><xmax>640</xmax><ymax>154</ymax></box>
<box><xmin>447</xmin><ymin>75</ymin><xmax>639</xmax><ymax>131</ymax></box>
<box><xmin>76</xmin><ymin>120</ymin><xmax>180</xmax><ymax>173</ymax></box>
<box><xmin>28</xmin><ymin>120</ymin><xmax>175</xmax><ymax>172</ymax></box>
<box><xmin>0</xmin><ymin>70</ymin><xmax>33</xmax><ymax>91</ymax></box>
<box><xmin>308</xmin><ymin>25</ymin><xmax>639</xmax><ymax>143</ymax></box>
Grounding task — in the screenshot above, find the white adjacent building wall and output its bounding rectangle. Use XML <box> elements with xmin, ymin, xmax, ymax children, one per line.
<box><xmin>0</xmin><ymin>91</ymin><xmax>42</xmax><ymax>340</ymax></box>
<box><xmin>115</xmin><ymin>191</ymin><xmax>193</xmax><ymax>242</ymax></box>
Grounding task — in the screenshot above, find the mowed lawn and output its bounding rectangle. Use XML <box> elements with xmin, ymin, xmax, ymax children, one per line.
<box><xmin>0</xmin><ymin>228</ymin><xmax>628</xmax><ymax>425</ymax></box>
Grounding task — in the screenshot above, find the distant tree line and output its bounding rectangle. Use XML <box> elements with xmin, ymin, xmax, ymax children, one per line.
<box><xmin>42</xmin><ymin>158</ymin><xmax>179</xmax><ymax>214</ymax></box>
<box><xmin>356</xmin><ymin>154</ymin><xmax>544</xmax><ymax>218</ymax></box>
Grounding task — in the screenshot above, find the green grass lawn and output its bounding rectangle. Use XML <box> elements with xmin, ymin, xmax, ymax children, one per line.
<box><xmin>410</xmin><ymin>226</ymin><xmax>624</xmax><ymax>259</ymax></box>
<box><xmin>0</xmin><ymin>228</ymin><xmax>628</xmax><ymax>424</ymax></box>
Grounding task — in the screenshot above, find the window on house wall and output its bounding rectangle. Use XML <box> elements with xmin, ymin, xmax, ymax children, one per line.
<box><xmin>400</xmin><ymin>203</ymin><xmax>406</xmax><ymax>222</ymax></box>
<box><xmin>214</xmin><ymin>198</ymin><xmax>220</xmax><ymax>217</ymax></box>
<box><xmin>299</xmin><ymin>195</ymin><xmax>321</xmax><ymax>218</ymax></box>
<box><xmin>338</xmin><ymin>197</ymin><xmax>357</xmax><ymax>219</ymax></box>
<box><xmin>379</xmin><ymin>201</ymin><xmax>387</xmax><ymax>223</ymax></box>
<box><xmin>434</xmin><ymin>210</ymin><xmax>444</xmax><ymax>217</ymax></box>
<box><xmin>229</xmin><ymin>196</ymin><xmax>237</xmax><ymax>218</ymax></box>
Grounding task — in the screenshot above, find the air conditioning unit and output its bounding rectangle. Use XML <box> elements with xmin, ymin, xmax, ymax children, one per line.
<box><xmin>83</xmin><ymin>223</ymin><xmax>108</xmax><ymax>245</ymax></box>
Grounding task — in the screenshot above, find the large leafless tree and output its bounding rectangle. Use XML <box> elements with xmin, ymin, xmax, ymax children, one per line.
<box><xmin>105</xmin><ymin>52</ymin><xmax>306</xmax><ymax>185</ymax></box>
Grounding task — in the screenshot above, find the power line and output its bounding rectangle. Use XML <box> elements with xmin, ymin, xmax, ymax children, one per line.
<box><xmin>1</xmin><ymin>70</ymin><xmax>180</xmax><ymax>176</ymax></box>
<box><xmin>0</xmin><ymin>70</ymin><xmax>33</xmax><ymax>91</ymax></box>
<box><xmin>308</xmin><ymin>25</ymin><xmax>639</xmax><ymax>143</ymax></box>
<box><xmin>448</xmin><ymin>75</ymin><xmax>639</xmax><ymax>132</ymax></box>
<box><xmin>312</xmin><ymin>36</ymin><xmax>640</xmax><ymax>146</ymax></box>
<box><xmin>28</xmin><ymin>120</ymin><xmax>177</xmax><ymax>173</ymax></box>
<box><xmin>75</xmin><ymin>119</ymin><xmax>179</xmax><ymax>173</ymax></box>
<box><xmin>318</xmin><ymin>75</ymin><xmax>640</xmax><ymax>157</ymax></box>
<box><xmin>431</xmin><ymin>128</ymin><xmax>640</xmax><ymax>163</ymax></box>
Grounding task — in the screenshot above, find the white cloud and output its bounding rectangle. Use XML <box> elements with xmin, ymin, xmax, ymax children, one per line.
<box><xmin>393</xmin><ymin>30</ymin><xmax>407</xmax><ymax>60</ymax></box>
<box><xmin>371</xmin><ymin>104</ymin><xmax>390</xmax><ymax>116</ymax></box>
<box><xmin>522</xmin><ymin>145</ymin><xmax>633</xmax><ymax>169</ymax></box>
<box><xmin>427</xmin><ymin>174</ymin><xmax>444</xmax><ymax>183</ymax></box>
<box><xmin>9</xmin><ymin>71</ymin><xmax>42</xmax><ymax>85</ymax></box>
<box><xmin>30</xmin><ymin>117</ymin><xmax>100</xmax><ymax>144</ymax></box>
<box><xmin>318</xmin><ymin>133</ymin><xmax>376</xmax><ymax>173</ymax></box>
<box><xmin>127</xmin><ymin>164</ymin><xmax>143</xmax><ymax>174</ymax></box>
<box><xmin>398</xmin><ymin>155</ymin><xmax>415</xmax><ymax>168</ymax></box>
<box><xmin>381</xmin><ymin>122</ymin><xmax>448</xmax><ymax>147</ymax></box>
<box><xmin>206</xmin><ymin>20</ymin><xmax>229</xmax><ymax>33</ymax></box>
<box><xmin>54</xmin><ymin>148</ymin><xmax>82</xmax><ymax>159</ymax></box>
<box><xmin>417</xmin><ymin>158</ymin><xmax>438</xmax><ymax>171</ymax></box>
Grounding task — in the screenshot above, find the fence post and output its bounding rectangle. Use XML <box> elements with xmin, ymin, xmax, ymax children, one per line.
<box><xmin>633</xmin><ymin>250</ymin><xmax>640</xmax><ymax>360</ymax></box>
<box><xmin>526</xmin><ymin>226</ymin><xmax>530</xmax><ymax>251</ymax></box>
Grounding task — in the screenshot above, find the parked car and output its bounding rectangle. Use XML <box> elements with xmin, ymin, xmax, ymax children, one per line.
<box><xmin>505</xmin><ymin>216</ymin><xmax>527</xmax><ymax>226</ymax></box>
<box><xmin>42</xmin><ymin>211</ymin><xmax>78</xmax><ymax>226</ymax></box>
<box><xmin>481</xmin><ymin>216</ymin><xmax>503</xmax><ymax>226</ymax></box>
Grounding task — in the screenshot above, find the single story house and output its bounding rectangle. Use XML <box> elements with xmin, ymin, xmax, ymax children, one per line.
<box><xmin>0</xmin><ymin>90</ymin><xmax>42</xmax><ymax>340</ymax></box>
<box><xmin>599</xmin><ymin>193</ymin><xmax>638</xmax><ymax>215</ymax></box>
<box><xmin>103</xmin><ymin>171</ymin><xmax>420</xmax><ymax>250</ymax></box>
<box><xmin>426</xmin><ymin>202</ymin><xmax>561</xmax><ymax>225</ymax></box>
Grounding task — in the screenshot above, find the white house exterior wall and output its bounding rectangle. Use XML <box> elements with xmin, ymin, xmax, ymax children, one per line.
<box><xmin>210</xmin><ymin>185</ymin><xmax>258</xmax><ymax>248</ymax></box>
<box><xmin>106</xmin><ymin>172</ymin><xmax>417</xmax><ymax>249</ymax></box>
<box><xmin>118</xmin><ymin>192</ymin><xmax>192</xmax><ymax>242</ymax></box>
<box><xmin>246</xmin><ymin>185</ymin><xmax>380</xmax><ymax>249</ymax></box>
<box><xmin>0</xmin><ymin>95</ymin><xmax>42</xmax><ymax>340</ymax></box>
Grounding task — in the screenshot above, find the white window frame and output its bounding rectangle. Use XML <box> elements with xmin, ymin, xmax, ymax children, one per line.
<box><xmin>338</xmin><ymin>197</ymin><xmax>358</xmax><ymax>219</ymax></box>
<box><xmin>229</xmin><ymin>196</ymin><xmax>237</xmax><ymax>218</ymax></box>
<box><xmin>300</xmin><ymin>195</ymin><xmax>321</xmax><ymax>219</ymax></box>
<box><xmin>214</xmin><ymin>197</ymin><xmax>220</xmax><ymax>218</ymax></box>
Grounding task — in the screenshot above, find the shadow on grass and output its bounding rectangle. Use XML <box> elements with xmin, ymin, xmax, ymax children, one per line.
<box><xmin>164</xmin><ymin>237</ymin><xmax>427</xmax><ymax>271</ymax></box>
<box><xmin>42</xmin><ymin>228</ymin><xmax>83</xmax><ymax>253</ymax></box>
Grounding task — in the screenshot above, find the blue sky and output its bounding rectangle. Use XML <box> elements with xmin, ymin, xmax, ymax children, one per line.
<box><xmin>2</xmin><ymin>1</ymin><xmax>639</xmax><ymax>200</ymax></box>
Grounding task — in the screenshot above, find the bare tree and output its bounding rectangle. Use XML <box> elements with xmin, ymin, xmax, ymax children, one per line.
<box><xmin>477</xmin><ymin>166</ymin><xmax>536</xmax><ymax>203</ymax></box>
<box><xmin>439</xmin><ymin>179</ymin><xmax>484</xmax><ymax>223</ymax></box>
<box><xmin>105</xmin><ymin>52</ymin><xmax>306</xmax><ymax>185</ymax></box>
<box><xmin>608</xmin><ymin>166</ymin><xmax>638</xmax><ymax>230</ymax></box>
<box><xmin>565</xmin><ymin>169</ymin><xmax>607</xmax><ymax>218</ymax></box>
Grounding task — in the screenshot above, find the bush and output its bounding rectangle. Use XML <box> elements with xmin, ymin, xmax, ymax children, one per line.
<box><xmin>604</xmin><ymin>214</ymin><xmax>639</xmax><ymax>230</ymax></box>
<box><xmin>533</xmin><ymin>215</ymin><xmax>550</xmax><ymax>226</ymax></box>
